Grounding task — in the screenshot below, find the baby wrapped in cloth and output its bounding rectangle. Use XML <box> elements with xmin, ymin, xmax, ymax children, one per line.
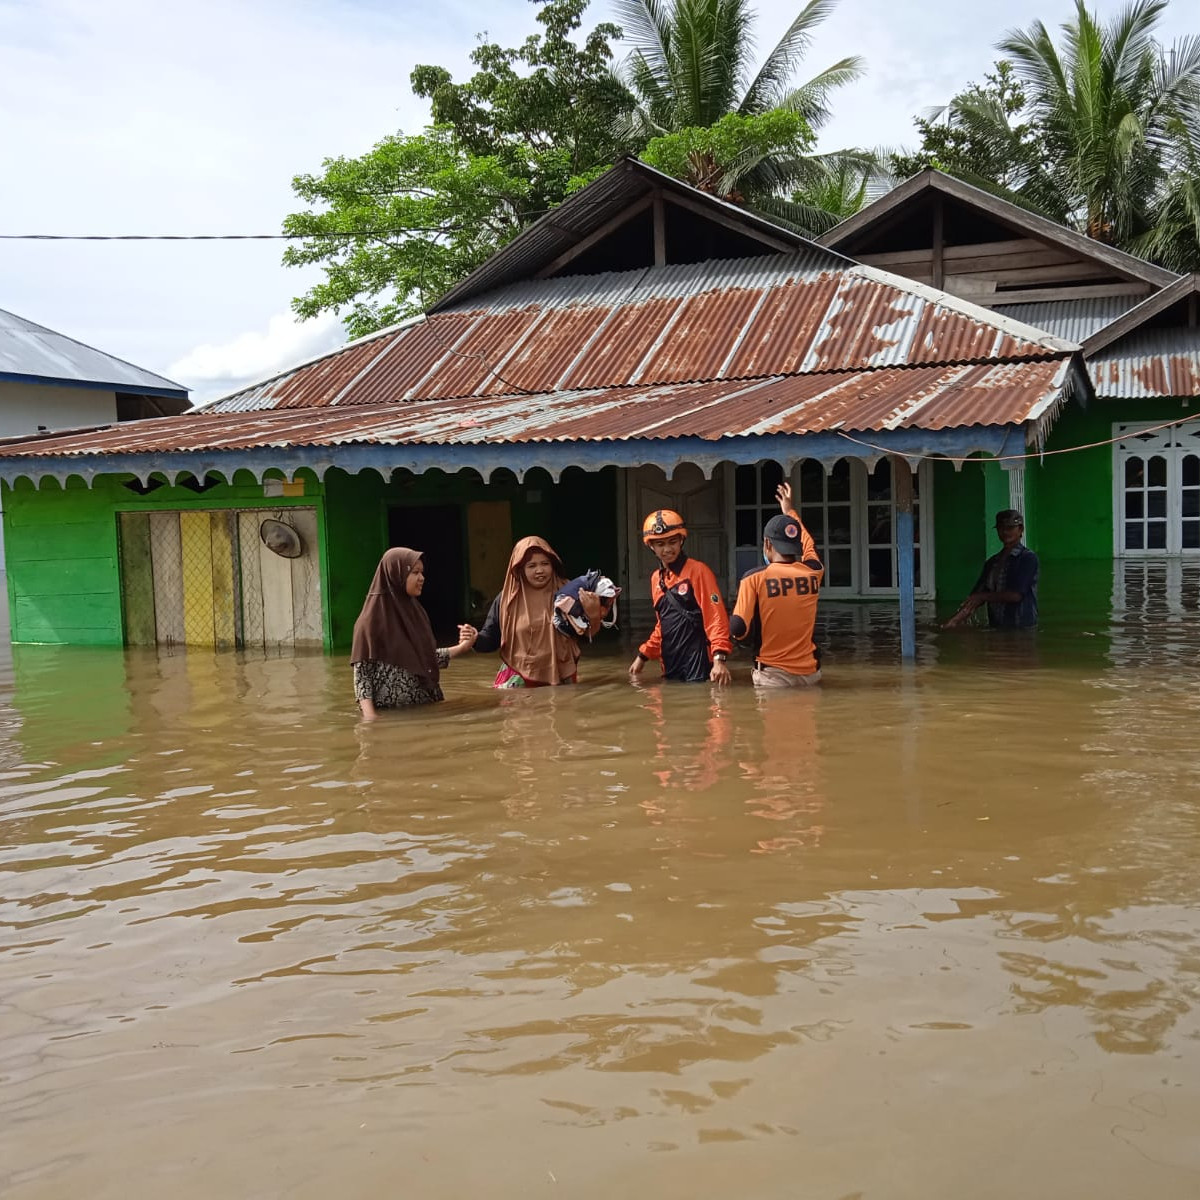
<box><xmin>553</xmin><ymin>569</ymin><xmax>621</xmax><ymax>639</ymax></box>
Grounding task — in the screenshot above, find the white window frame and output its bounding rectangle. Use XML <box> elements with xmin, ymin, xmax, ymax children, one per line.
<box><xmin>725</xmin><ymin>459</ymin><xmax>935</xmax><ymax>598</ymax></box>
<box><xmin>1113</xmin><ymin>421</ymin><xmax>1200</xmax><ymax>557</ymax></box>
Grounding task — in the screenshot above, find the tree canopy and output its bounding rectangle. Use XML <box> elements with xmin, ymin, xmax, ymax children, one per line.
<box><xmin>283</xmin><ymin>0</ymin><xmax>636</xmax><ymax>338</ymax></box>
<box><xmin>615</xmin><ymin>0</ymin><xmax>878</xmax><ymax>230</ymax></box>
<box><xmin>893</xmin><ymin>0</ymin><xmax>1200</xmax><ymax>268</ymax></box>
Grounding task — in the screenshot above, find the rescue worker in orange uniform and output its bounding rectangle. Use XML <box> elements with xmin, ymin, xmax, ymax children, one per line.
<box><xmin>730</xmin><ymin>482</ymin><xmax>824</xmax><ymax>688</ymax></box>
<box><xmin>628</xmin><ymin>509</ymin><xmax>733</xmax><ymax>685</ymax></box>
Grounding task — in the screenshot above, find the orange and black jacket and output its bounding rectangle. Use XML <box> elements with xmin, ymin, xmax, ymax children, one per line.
<box><xmin>639</xmin><ymin>553</ymin><xmax>732</xmax><ymax>682</ymax></box>
<box><xmin>730</xmin><ymin>512</ymin><xmax>824</xmax><ymax>676</ymax></box>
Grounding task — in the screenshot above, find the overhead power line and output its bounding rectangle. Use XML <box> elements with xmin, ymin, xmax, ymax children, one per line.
<box><xmin>0</xmin><ymin>229</ymin><xmax>432</xmax><ymax>241</ymax></box>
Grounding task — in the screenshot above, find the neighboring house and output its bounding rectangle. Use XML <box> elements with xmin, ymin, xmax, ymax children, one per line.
<box><xmin>0</xmin><ymin>161</ymin><xmax>1117</xmax><ymax>656</ymax></box>
<box><xmin>819</xmin><ymin>169</ymin><xmax>1200</xmax><ymax>601</ymax></box>
<box><xmin>0</xmin><ymin>308</ymin><xmax>188</xmax><ymax>581</ymax></box>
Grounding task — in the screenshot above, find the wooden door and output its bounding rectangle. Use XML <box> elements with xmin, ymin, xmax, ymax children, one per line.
<box><xmin>625</xmin><ymin>464</ymin><xmax>730</xmax><ymax>625</ymax></box>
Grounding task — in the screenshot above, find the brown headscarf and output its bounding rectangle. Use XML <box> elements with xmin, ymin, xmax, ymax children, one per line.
<box><xmin>350</xmin><ymin>548</ymin><xmax>440</xmax><ymax>684</ymax></box>
<box><xmin>499</xmin><ymin>536</ymin><xmax>580</xmax><ymax>685</ymax></box>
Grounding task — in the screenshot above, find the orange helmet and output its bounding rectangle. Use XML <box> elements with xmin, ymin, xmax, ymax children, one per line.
<box><xmin>642</xmin><ymin>509</ymin><xmax>688</xmax><ymax>543</ymax></box>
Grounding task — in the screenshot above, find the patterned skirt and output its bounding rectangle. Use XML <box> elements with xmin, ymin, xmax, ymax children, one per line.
<box><xmin>353</xmin><ymin>652</ymin><xmax>448</xmax><ymax>709</ymax></box>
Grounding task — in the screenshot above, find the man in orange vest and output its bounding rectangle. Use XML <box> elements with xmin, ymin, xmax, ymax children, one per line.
<box><xmin>730</xmin><ymin>482</ymin><xmax>824</xmax><ymax>688</ymax></box>
<box><xmin>629</xmin><ymin>508</ymin><xmax>732</xmax><ymax>685</ymax></box>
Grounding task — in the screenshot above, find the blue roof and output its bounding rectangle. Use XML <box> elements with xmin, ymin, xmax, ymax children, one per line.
<box><xmin>0</xmin><ymin>307</ymin><xmax>188</xmax><ymax>400</ymax></box>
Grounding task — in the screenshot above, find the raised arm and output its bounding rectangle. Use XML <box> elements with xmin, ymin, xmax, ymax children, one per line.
<box><xmin>776</xmin><ymin>482</ymin><xmax>819</xmax><ymax>565</ymax></box>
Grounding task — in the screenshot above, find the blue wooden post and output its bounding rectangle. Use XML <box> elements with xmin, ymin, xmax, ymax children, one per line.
<box><xmin>892</xmin><ymin>456</ymin><xmax>916</xmax><ymax>661</ymax></box>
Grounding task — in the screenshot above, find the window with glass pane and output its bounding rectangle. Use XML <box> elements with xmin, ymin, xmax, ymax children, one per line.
<box><xmin>1115</xmin><ymin>423</ymin><xmax>1200</xmax><ymax>556</ymax></box>
<box><xmin>863</xmin><ymin>460</ymin><xmax>923</xmax><ymax>590</ymax></box>
<box><xmin>733</xmin><ymin>460</ymin><xmax>784</xmax><ymax>579</ymax></box>
<box><xmin>796</xmin><ymin>459</ymin><xmax>854</xmax><ymax>588</ymax></box>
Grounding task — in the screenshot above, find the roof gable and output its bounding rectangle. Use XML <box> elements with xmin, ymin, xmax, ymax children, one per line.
<box><xmin>430</xmin><ymin>158</ymin><xmax>835</xmax><ymax>313</ymax></box>
<box><xmin>819</xmin><ymin>169</ymin><xmax>1175</xmax><ymax>310</ymax></box>
<box><xmin>1082</xmin><ymin>274</ymin><xmax>1200</xmax><ymax>354</ymax></box>
<box><xmin>0</xmin><ymin>307</ymin><xmax>189</xmax><ymax>404</ymax></box>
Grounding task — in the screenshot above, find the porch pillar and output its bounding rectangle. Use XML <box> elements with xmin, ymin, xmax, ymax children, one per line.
<box><xmin>891</xmin><ymin>456</ymin><xmax>916</xmax><ymax>661</ymax></box>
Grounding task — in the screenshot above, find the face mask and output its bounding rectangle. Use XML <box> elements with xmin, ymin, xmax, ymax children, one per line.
<box><xmin>763</xmin><ymin>552</ymin><xmax>771</xmax><ymax>566</ymax></box>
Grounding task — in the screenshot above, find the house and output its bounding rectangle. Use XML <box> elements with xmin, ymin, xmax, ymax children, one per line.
<box><xmin>0</xmin><ymin>161</ymin><xmax>1097</xmax><ymax>656</ymax></box>
<box><xmin>819</xmin><ymin>169</ymin><xmax>1200</xmax><ymax>607</ymax></box>
<box><xmin>0</xmin><ymin>307</ymin><xmax>188</xmax><ymax>586</ymax></box>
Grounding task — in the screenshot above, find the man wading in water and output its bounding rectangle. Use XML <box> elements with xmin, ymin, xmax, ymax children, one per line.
<box><xmin>943</xmin><ymin>509</ymin><xmax>1039</xmax><ymax>629</ymax></box>
<box><xmin>629</xmin><ymin>509</ymin><xmax>732</xmax><ymax>684</ymax></box>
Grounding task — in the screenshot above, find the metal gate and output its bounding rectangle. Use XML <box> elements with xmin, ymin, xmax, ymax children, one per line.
<box><xmin>118</xmin><ymin>507</ymin><xmax>322</xmax><ymax>650</ymax></box>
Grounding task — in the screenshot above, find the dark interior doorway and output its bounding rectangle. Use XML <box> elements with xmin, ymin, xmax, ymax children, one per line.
<box><xmin>387</xmin><ymin>505</ymin><xmax>464</xmax><ymax>642</ymax></box>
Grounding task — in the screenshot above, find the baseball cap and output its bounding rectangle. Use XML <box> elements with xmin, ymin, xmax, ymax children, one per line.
<box><xmin>994</xmin><ymin>509</ymin><xmax>1024</xmax><ymax>529</ymax></box>
<box><xmin>763</xmin><ymin>513</ymin><xmax>804</xmax><ymax>555</ymax></box>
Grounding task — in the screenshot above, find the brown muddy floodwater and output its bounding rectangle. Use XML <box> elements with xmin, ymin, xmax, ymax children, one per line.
<box><xmin>3</xmin><ymin>583</ymin><xmax>1200</xmax><ymax>1199</ymax></box>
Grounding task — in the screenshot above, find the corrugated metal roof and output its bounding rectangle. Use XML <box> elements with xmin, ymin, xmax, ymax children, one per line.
<box><xmin>0</xmin><ymin>307</ymin><xmax>188</xmax><ymax>398</ymax></box>
<box><xmin>207</xmin><ymin>255</ymin><xmax>1075</xmax><ymax>415</ymax></box>
<box><xmin>994</xmin><ymin>295</ymin><xmax>1140</xmax><ymax>342</ymax></box>
<box><xmin>0</xmin><ymin>358</ymin><xmax>1075</xmax><ymax>460</ymax></box>
<box><xmin>1089</xmin><ymin>328</ymin><xmax>1200</xmax><ymax>398</ymax></box>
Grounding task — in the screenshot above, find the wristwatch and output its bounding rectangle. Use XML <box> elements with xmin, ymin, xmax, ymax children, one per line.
<box><xmin>712</xmin><ymin>652</ymin><xmax>728</xmax><ymax>663</ymax></box>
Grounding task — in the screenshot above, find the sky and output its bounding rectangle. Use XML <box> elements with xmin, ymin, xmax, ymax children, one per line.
<box><xmin>0</xmin><ymin>0</ymin><xmax>1195</xmax><ymax>404</ymax></box>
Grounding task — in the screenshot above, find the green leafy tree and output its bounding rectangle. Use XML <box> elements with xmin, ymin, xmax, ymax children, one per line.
<box><xmin>893</xmin><ymin>1</ymin><xmax>1200</xmax><ymax>265</ymax></box>
<box><xmin>614</xmin><ymin>0</ymin><xmax>877</xmax><ymax>230</ymax></box>
<box><xmin>284</xmin><ymin>0</ymin><xmax>634</xmax><ymax>336</ymax></box>
<box><xmin>890</xmin><ymin>62</ymin><xmax>1052</xmax><ymax>200</ymax></box>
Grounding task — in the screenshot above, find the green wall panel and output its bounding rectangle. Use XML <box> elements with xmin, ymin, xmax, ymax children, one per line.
<box><xmin>932</xmin><ymin>460</ymin><xmax>985</xmax><ymax>611</ymax></box>
<box><xmin>3</xmin><ymin>475</ymin><xmax>328</xmax><ymax>648</ymax></box>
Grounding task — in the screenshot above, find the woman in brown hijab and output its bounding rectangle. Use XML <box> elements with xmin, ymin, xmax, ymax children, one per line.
<box><xmin>351</xmin><ymin>547</ymin><xmax>476</xmax><ymax>719</ymax></box>
<box><xmin>473</xmin><ymin>536</ymin><xmax>586</xmax><ymax>688</ymax></box>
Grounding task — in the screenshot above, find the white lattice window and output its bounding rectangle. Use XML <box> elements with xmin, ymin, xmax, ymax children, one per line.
<box><xmin>1114</xmin><ymin>422</ymin><xmax>1200</xmax><ymax>555</ymax></box>
<box><xmin>730</xmin><ymin>459</ymin><xmax>933</xmax><ymax>596</ymax></box>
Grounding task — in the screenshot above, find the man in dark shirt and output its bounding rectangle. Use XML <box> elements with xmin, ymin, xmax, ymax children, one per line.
<box><xmin>944</xmin><ymin>509</ymin><xmax>1039</xmax><ymax>629</ymax></box>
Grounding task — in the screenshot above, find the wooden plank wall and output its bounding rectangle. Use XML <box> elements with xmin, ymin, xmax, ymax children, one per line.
<box><xmin>149</xmin><ymin>512</ymin><xmax>186</xmax><ymax>648</ymax></box>
<box><xmin>857</xmin><ymin>238</ymin><xmax>1151</xmax><ymax>306</ymax></box>
<box><xmin>117</xmin><ymin>513</ymin><xmax>156</xmax><ymax>645</ymax></box>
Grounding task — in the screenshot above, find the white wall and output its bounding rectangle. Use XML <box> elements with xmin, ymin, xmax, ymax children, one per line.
<box><xmin>0</xmin><ymin>381</ymin><xmax>117</xmax><ymax>579</ymax></box>
<box><xmin>0</xmin><ymin>381</ymin><xmax>117</xmax><ymax>438</ymax></box>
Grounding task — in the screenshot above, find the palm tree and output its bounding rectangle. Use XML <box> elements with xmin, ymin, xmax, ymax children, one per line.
<box><xmin>971</xmin><ymin>0</ymin><xmax>1200</xmax><ymax>249</ymax></box>
<box><xmin>614</xmin><ymin>0</ymin><xmax>877</xmax><ymax>229</ymax></box>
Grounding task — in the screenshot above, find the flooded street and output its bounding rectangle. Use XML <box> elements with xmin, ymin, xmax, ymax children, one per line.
<box><xmin>3</xmin><ymin>575</ymin><xmax>1200</xmax><ymax>1198</ymax></box>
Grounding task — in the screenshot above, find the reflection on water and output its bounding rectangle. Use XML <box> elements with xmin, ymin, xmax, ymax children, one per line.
<box><xmin>3</xmin><ymin>572</ymin><xmax>1200</xmax><ymax>1198</ymax></box>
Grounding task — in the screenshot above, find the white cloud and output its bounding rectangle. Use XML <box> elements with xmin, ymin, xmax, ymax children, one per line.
<box><xmin>170</xmin><ymin>311</ymin><xmax>346</xmax><ymax>403</ymax></box>
<box><xmin>2</xmin><ymin>0</ymin><xmax>1197</xmax><ymax>399</ymax></box>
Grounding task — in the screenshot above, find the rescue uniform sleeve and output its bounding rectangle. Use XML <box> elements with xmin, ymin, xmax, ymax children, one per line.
<box><xmin>785</xmin><ymin>506</ymin><xmax>821</xmax><ymax>568</ymax></box>
<box><xmin>695</xmin><ymin>563</ymin><xmax>732</xmax><ymax>655</ymax></box>
<box><xmin>638</xmin><ymin>574</ymin><xmax>664</xmax><ymax>660</ymax></box>
<box><xmin>731</xmin><ymin>575</ymin><xmax>756</xmax><ymax>641</ymax></box>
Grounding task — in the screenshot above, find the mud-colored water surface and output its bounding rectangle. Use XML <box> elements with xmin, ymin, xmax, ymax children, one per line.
<box><xmin>3</xmin><ymin>580</ymin><xmax>1200</xmax><ymax>1199</ymax></box>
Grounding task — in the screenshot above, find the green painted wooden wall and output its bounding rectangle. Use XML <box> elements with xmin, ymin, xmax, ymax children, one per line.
<box><xmin>3</xmin><ymin>472</ymin><xmax>327</xmax><ymax>647</ymax></box>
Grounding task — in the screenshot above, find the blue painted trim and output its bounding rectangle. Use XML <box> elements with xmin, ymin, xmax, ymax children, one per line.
<box><xmin>0</xmin><ymin>426</ymin><xmax>1014</xmax><ymax>485</ymax></box>
<box><xmin>0</xmin><ymin>371</ymin><xmax>188</xmax><ymax>400</ymax></box>
<box><xmin>896</xmin><ymin>507</ymin><xmax>916</xmax><ymax>660</ymax></box>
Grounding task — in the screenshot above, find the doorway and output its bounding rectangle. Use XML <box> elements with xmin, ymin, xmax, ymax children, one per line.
<box><xmin>387</xmin><ymin>504</ymin><xmax>465</xmax><ymax>641</ymax></box>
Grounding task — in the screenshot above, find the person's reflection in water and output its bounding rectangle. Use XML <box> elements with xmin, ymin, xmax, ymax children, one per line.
<box><xmin>739</xmin><ymin>690</ymin><xmax>826</xmax><ymax>855</ymax></box>
<box><xmin>636</xmin><ymin>684</ymin><xmax>733</xmax><ymax>822</ymax></box>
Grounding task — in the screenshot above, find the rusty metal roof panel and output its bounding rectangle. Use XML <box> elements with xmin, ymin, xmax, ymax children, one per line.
<box><xmin>0</xmin><ymin>357</ymin><xmax>1075</xmax><ymax>461</ymax></box>
<box><xmin>207</xmin><ymin>253</ymin><xmax>1077</xmax><ymax>415</ymax></box>
<box><xmin>333</xmin><ymin>313</ymin><xmax>485</xmax><ymax>405</ymax></box>
<box><xmin>1088</xmin><ymin>328</ymin><xmax>1200</xmax><ymax>398</ymax></box>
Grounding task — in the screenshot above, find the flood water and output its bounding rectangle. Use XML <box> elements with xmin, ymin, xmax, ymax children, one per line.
<box><xmin>3</xmin><ymin>567</ymin><xmax>1200</xmax><ymax>1199</ymax></box>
